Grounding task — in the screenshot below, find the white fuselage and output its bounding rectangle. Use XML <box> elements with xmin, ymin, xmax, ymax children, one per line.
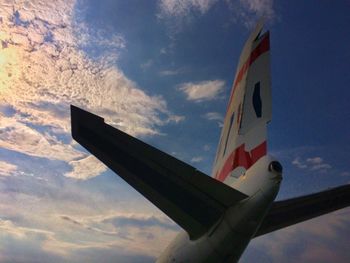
<box><xmin>156</xmin><ymin>155</ymin><xmax>282</xmax><ymax>263</ymax></box>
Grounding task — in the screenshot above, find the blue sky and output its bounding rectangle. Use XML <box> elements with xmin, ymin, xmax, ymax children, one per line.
<box><xmin>0</xmin><ymin>0</ymin><xmax>349</xmax><ymax>262</ymax></box>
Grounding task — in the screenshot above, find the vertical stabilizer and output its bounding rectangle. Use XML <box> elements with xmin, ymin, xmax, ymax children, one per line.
<box><xmin>212</xmin><ymin>23</ymin><xmax>272</xmax><ymax>184</ymax></box>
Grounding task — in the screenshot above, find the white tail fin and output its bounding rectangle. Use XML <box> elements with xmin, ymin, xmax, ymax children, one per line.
<box><xmin>212</xmin><ymin>22</ymin><xmax>272</xmax><ymax>183</ymax></box>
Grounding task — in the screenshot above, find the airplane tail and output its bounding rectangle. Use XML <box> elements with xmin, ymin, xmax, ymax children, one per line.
<box><xmin>212</xmin><ymin>22</ymin><xmax>272</xmax><ymax>183</ymax></box>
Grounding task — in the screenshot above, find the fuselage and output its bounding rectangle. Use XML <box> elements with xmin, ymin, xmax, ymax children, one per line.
<box><xmin>157</xmin><ymin>155</ymin><xmax>282</xmax><ymax>263</ymax></box>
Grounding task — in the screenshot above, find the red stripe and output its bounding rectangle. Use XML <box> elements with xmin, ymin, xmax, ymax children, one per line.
<box><xmin>215</xmin><ymin>141</ymin><xmax>267</xmax><ymax>182</ymax></box>
<box><xmin>226</xmin><ymin>32</ymin><xmax>270</xmax><ymax>112</ymax></box>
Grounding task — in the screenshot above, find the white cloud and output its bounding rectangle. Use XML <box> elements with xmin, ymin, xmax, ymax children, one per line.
<box><xmin>65</xmin><ymin>155</ymin><xmax>107</xmax><ymax>180</ymax></box>
<box><xmin>157</xmin><ymin>0</ymin><xmax>218</xmax><ymax>35</ymax></box>
<box><xmin>292</xmin><ymin>156</ymin><xmax>332</xmax><ymax>172</ymax></box>
<box><xmin>190</xmin><ymin>156</ymin><xmax>203</xmax><ymax>163</ymax></box>
<box><xmin>309</xmin><ymin>163</ymin><xmax>332</xmax><ymax>171</ymax></box>
<box><xmin>0</xmin><ymin>218</ymin><xmax>54</xmax><ymax>239</ymax></box>
<box><xmin>203</xmin><ymin>112</ymin><xmax>224</xmax><ymax>121</ymax></box>
<box><xmin>307</xmin><ymin>157</ymin><xmax>332</xmax><ymax>171</ymax></box>
<box><xmin>0</xmin><ymin>116</ymin><xmax>83</xmax><ymax>162</ymax></box>
<box><xmin>158</xmin><ymin>0</ymin><xmax>275</xmax><ymax>34</ymax></box>
<box><xmin>158</xmin><ymin>0</ymin><xmax>218</xmax><ymax>18</ymax></box>
<box><xmin>179</xmin><ymin>80</ymin><xmax>225</xmax><ymax>102</ymax></box>
<box><xmin>292</xmin><ymin>157</ymin><xmax>307</xmax><ymax>169</ymax></box>
<box><xmin>225</xmin><ymin>0</ymin><xmax>275</xmax><ymax>28</ymax></box>
<box><xmin>0</xmin><ymin>161</ymin><xmax>18</xmax><ymax>177</ymax></box>
<box><xmin>0</xmin><ymin>0</ymin><xmax>182</xmax><ymax>180</ymax></box>
<box><xmin>159</xmin><ymin>68</ymin><xmax>184</xmax><ymax>76</ymax></box>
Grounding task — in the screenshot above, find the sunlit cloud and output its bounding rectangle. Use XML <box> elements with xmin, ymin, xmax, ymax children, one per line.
<box><xmin>179</xmin><ymin>79</ymin><xmax>225</xmax><ymax>102</ymax></box>
<box><xmin>65</xmin><ymin>155</ymin><xmax>107</xmax><ymax>180</ymax></box>
<box><xmin>0</xmin><ymin>161</ymin><xmax>18</xmax><ymax>177</ymax></box>
<box><xmin>0</xmin><ymin>0</ymin><xmax>182</xmax><ymax>180</ymax></box>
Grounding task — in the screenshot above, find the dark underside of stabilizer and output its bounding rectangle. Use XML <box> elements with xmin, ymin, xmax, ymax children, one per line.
<box><xmin>70</xmin><ymin>105</ymin><xmax>248</xmax><ymax>240</ymax></box>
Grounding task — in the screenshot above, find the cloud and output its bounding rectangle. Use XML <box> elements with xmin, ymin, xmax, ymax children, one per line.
<box><xmin>190</xmin><ymin>156</ymin><xmax>203</xmax><ymax>163</ymax></box>
<box><xmin>103</xmin><ymin>214</ymin><xmax>179</xmax><ymax>231</ymax></box>
<box><xmin>203</xmin><ymin>112</ymin><xmax>224</xmax><ymax>121</ymax></box>
<box><xmin>0</xmin><ymin>218</ymin><xmax>53</xmax><ymax>239</ymax></box>
<box><xmin>157</xmin><ymin>0</ymin><xmax>275</xmax><ymax>34</ymax></box>
<box><xmin>158</xmin><ymin>0</ymin><xmax>218</xmax><ymax>18</ymax></box>
<box><xmin>309</xmin><ymin>163</ymin><xmax>332</xmax><ymax>171</ymax></box>
<box><xmin>203</xmin><ymin>144</ymin><xmax>210</xmax><ymax>151</ymax></box>
<box><xmin>0</xmin><ymin>217</ymin><xmax>157</xmax><ymax>263</ymax></box>
<box><xmin>0</xmin><ymin>161</ymin><xmax>18</xmax><ymax>177</ymax></box>
<box><xmin>245</xmin><ymin>209</ymin><xmax>350</xmax><ymax>263</ymax></box>
<box><xmin>64</xmin><ymin>155</ymin><xmax>107</xmax><ymax>180</ymax></box>
<box><xmin>0</xmin><ymin>116</ymin><xmax>83</xmax><ymax>162</ymax></box>
<box><xmin>225</xmin><ymin>0</ymin><xmax>275</xmax><ymax>28</ymax></box>
<box><xmin>56</xmin><ymin>212</ymin><xmax>179</xmax><ymax>257</ymax></box>
<box><xmin>0</xmin><ymin>0</ymin><xmax>182</xmax><ymax>180</ymax></box>
<box><xmin>291</xmin><ymin>157</ymin><xmax>307</xmax><ymax>169</ymax></box>
<box><xmin>157</xmin><ymin>0</ymin><xmax>218</xmax><ymax>35</ymax></box>
<box><xmin>159</xmin><ymin>68</ymin><xmax>185</xmax><ymax>76</ymax></box>
<box><xmin>306</xmin><ymin>157</ymin><xmax>323</xmax><ymax>164</ymax></box>
<box><xmin>292</xmin><ymin>156</ymin><xmax>332</xmax><ymax>172</ymax></box>
<box><xmin>140</xmin><ymin>59</ymin><xmax>153</xmax><ymax>70</ymax></box>
<box><xmin>306</xmin><ymin>157</ymin><xmax>332</xmax><ymax>171</ymax></box>
<box><xmin>179</xmin><ymin>80</ymin><xmax>225</xmax><ymax>102</ymax></box>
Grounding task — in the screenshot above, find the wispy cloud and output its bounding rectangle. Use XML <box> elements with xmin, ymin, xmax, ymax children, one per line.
<box><xmin>179</xmin><ymin>80</ymin><xmax>225</xmax><ymax>102</ymax></box>
<box><xmin>65</xmin><ymin>155</ymin><xmax>107</xmax><ymax>180</ymax></box>
<box><xmin>291</xmin><ymin>157</ymin><xmax>307</xmax><ymax>169</ymax></box>
<box><xmin>190</xmin><ymin>156</ymin><xmax>203</xmax><ymax>163</ymax></box>
<box><xmin>158</xmin><ymin>0</ymin><xmax>276</xmax><ymax>34</ymax></box>
<box><xmin>307</xmin><ymin>157</ymin><xmax>332</xmax><ymax>171</ymax></box>
<box><xmin>246</xmin><ymin>209</ymin><xmax>350</xmax><ymax>263</ymax></box>
<box><xmin>203</xmin><ymin>112</ymin><xmax>224</xmax><ymax>121</ymax></box>
<box><xmin>0</xmin><ymin>0</ymin><xmax>182</xmax><ymax>180</ymax></box>
<box><xmin>158</xmin><ymin>0</ymin><xmax>218</xmax><ymax>18</ymax></box>
<box><xmin>203</xmin><ymin>144</ymin><xmax>211</xmax><ymax>151</ymax></box>
<box><xmin>140</xmin><ymin>59</ymin><xmax>153</xmax><ymax>70</ymax></box>
<box><xmin>157</xmin><ymin>0</ymin><xmax>218</xmax><ymax>36</ymax></box>
<box><xmin>292</xmin><ymin>156</ymin><xmax>332</xmax><ymax>173</ymax></box>
<box><xmin>225</xmin><ymin>0</ymin><xmax>275</xmax><ymax>28</ymax></box>
<box><xmin>159</xmin><ymin>68</ymin><xmax>185</xmax><ymax>76</ymax></box>
<box><xmin>0</xmin><ymin>161</ymin><xmax>18</xmax><ymax>177</ymax></box>
<box><xmin>103</xmin><ymin>214</ymin><xmax>179</xmax><ymax>231</ymax></box>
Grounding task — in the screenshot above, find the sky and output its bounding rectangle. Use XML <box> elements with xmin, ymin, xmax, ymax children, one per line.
<box><xmin>0</xmin><ymin>0</ymin><xmax>349</xmax><ymax>262</ymax></box>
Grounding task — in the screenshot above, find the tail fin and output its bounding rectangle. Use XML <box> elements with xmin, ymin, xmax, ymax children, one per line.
<box><xmin>212</xmin><ymin>22</ymin><xmax>272</xmax><ymax>183</ymax></box>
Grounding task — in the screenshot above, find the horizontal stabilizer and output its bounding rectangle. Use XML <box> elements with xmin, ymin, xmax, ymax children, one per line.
<box><xmin>71</xmin><ymin>105</ymin><xmax>248</xmax><ymax>239</ymax></box>
<box><xmin>255</xmin><ymin>184</ymin><xmax>350</xmax><ymax>237</ymax></box>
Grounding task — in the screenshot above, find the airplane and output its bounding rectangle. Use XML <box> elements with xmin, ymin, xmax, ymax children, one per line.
<box><xmin>70</xmin><ymin>22</ymin><xmax>350</xmax><ymax>263</ymax></box>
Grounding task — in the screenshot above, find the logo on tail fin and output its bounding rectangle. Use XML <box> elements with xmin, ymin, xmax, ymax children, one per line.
<box><xmin>215</xmin><ymin>141</ymin><xmax>267</xmax><ymax>182</ymax></box>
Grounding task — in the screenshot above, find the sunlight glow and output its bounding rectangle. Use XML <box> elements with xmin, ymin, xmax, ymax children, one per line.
<box><xmin>0</xmin><ymin>46</ymin><xmax>20</xmax><ymax>92</ymax></box>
